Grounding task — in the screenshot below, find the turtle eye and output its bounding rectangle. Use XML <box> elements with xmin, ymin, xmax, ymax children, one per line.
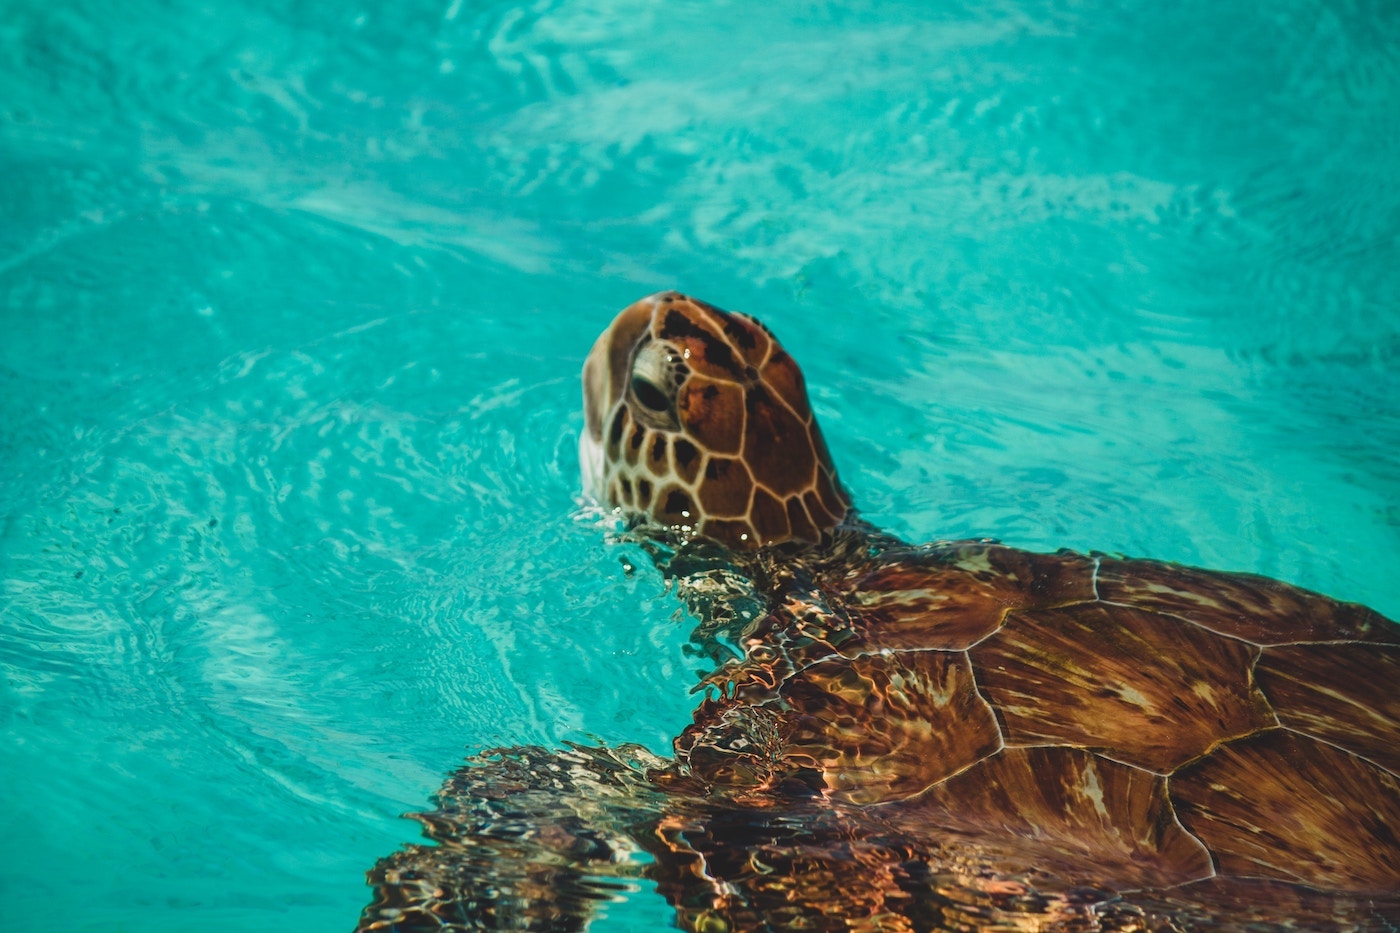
<box><xmin>630</xmin><ymin>375</ymin><xmax>670</xmax><ymax>413</ymax></box>
<box><xmin>628</xmin><ymin>339</ymin><xmax>683</xmax><ymax>431</ymax></box>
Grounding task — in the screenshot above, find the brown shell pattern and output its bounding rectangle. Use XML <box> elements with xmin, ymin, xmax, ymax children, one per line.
<box><xmin>679</xmin><ymin>542</ymin><xmax>1400</xmax><ymax>897</ymax></box>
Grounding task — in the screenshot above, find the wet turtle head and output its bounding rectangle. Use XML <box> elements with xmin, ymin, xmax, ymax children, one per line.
<box><xmin>581</xmin><ymin>291</ymin><xmax>850</xmax><ymax>550</ymax></box>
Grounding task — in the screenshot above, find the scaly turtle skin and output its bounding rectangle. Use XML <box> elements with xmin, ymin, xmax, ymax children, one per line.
<box><xmin>358</xmin><ymin>293</ymin><xmax>1400</xmax><ymax>932</ymax></box>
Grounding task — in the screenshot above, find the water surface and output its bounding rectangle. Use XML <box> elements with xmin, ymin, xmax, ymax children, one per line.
<box><xmin>2</xmin><ymin>1</ymin><xmax>1398</xmax><ymax>930</ymax></box>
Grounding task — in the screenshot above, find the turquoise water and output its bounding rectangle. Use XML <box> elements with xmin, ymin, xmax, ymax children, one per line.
<box><xmin>1</xmin><ymin>0</ymin><xmax>1397</xmax><ymax>929</ymax></box>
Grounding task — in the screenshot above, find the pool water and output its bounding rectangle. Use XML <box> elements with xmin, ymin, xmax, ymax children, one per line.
<box><xmin>1</xmin><ymin>1</ymin><xmax>1397</xmax><ymax>930</ymax></box>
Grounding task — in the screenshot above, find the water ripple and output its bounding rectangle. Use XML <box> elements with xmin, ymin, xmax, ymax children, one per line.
<box><xmin>2</xmin><ymin>1</ymin><xmax>1397</xmax><ymax>930</ymax></box>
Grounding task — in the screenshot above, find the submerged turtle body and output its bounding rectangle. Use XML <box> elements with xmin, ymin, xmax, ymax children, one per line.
<box><xmin>359</xmin><ymin>293</ymin><xmax>1400</xmax><ymax>932</ymax></box>
<box><xmin>676</xmin><ymin>538</ymin><xmax>1400</xmax><ymax>898</ymax></box>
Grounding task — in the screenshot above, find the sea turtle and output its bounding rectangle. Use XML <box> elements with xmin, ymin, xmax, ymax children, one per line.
<box><xmin>357</xmin><ymin>292</ymin><xmax>1400</xmax><ymax>932</ymax></box>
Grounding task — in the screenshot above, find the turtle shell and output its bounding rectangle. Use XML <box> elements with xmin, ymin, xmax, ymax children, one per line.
<box><xmin>676</xmin><ymin>541</ymin><xmax>1400</xmax><ymax>897</ymax></box>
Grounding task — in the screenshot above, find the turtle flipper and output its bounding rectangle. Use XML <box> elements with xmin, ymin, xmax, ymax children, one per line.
<box><xmin>353</xmin><ymin>739</ymin><xmax>1398</xmax><ymax>932</ymax></box>
<box><xmin>354</xmin><ymin>741</ymin><xmax>1116</xmax><ymax>933</ymax></box>
<box><xmin>640</xmin><ymin>798</ymin><xmax>1110</xmax><ymax>933</ymax></box>
<box><xmin>355</xmin><ymin>744</ymin><xmax>669</xmax><ymax>932</ymax></box>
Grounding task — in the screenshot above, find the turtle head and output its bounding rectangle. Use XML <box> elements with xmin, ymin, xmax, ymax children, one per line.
<box><xmin>581</xmin><ymin>291</ymin><xmax>850</xmax><ymax>550</ymax></box>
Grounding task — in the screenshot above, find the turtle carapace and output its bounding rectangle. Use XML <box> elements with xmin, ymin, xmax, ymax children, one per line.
<box><xmin>358</xmin><ymin>292</ymin><xmax>1400</xmax><ymax>933</ymax></box>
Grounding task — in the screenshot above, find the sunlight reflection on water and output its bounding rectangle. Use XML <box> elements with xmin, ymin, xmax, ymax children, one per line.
<box><xmin>1</xmin><ymin>1</ymin><xmax>1397</xmax><ymax>929</ymax></box>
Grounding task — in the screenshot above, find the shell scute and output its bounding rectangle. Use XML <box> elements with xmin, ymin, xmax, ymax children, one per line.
<box><xmin>1255</xmin><ymin>642</ymin><xmax>1400</xmax><ymax>776</ymax></box>
<box><xmin>1171</xmin><ymin>729</ymin><xmax>1400</xmax><ymax>894</ymax></box>
<box><xmin>778</xmin><ymin>650</ymin><xmax>1001</xmax><ymax>805</ymax></box>
<box><xmin>674</xmin><ymin>698</ymin><xmax>785</xmax><ymax>791</ymax></box>
<box><xmin>890</xmin><ymin>746</ymin><xmax>1214</xmax><ymax>891</ymax></box>
<box><xmin>970</xmin><ymin>602</ymin><xmax>1276</xmax><ymax>773</ymax></box>
<box><xmin>833</xmin><ymin>544</ymin><xmax>1096</xmax><ymax>651</ymax></box>
<box><xmin>1096</xmin><ymin>557</ymin><xmax>1398</xmax><ymax>646</ymax></box>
